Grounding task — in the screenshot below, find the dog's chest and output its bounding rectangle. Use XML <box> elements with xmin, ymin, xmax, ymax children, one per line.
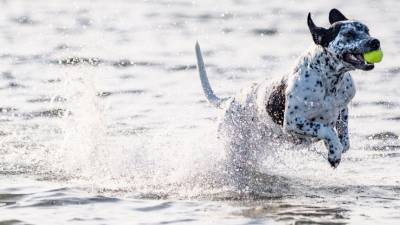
<box><xmin>323</xmin><ymin>73</ymin><xmax>355</xmax><ymax>107</ymax></box>
<box><xmin>317</xmin><ymin>73</ymin><xmax>355</xmax><ymax>124</ymax></box>
<box><xmin>282</xmin><ymin>70</ymin><xmax>356</xmax><ymax>126</ymax></box>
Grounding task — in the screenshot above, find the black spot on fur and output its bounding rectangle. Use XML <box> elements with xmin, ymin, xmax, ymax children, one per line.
<box><xmin>296</xmin><ymin>123</ymin><xmax>304</xmax><ymax>130</ymax></box>
<box><xmin>266</xmin><ymin>81</ymin><xmax>287</xmax><ymax>126</ymax></box>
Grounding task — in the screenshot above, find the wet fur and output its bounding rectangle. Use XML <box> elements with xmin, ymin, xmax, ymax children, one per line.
<box><xmin>195</xmin><ymin>9</ymin><xmax>380</xmax><ymax>184</ymax></box>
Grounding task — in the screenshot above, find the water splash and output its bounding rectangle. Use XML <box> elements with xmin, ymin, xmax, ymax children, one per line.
<box><xmin>54</xmin><ymin>66</ymin><xmax>108</xmax><ymax>179</ymax></box>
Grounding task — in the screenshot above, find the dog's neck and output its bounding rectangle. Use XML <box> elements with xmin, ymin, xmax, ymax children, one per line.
<box><xmin>294</xmin><ymin>45</ymin><xmax>351</xmax><ymax>92</ymax></box>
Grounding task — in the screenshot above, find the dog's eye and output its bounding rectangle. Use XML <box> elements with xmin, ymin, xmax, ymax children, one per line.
<box><xmin>344</xmin><ymin>30</ymin><xmax>356</xmax><ymax>39</ymax></box>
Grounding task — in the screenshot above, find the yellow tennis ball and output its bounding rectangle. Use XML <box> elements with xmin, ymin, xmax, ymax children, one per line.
<box><xmin>364</xmin><ymin>50</ymin><xmax>383</xmax><ymax>63</ymax></box>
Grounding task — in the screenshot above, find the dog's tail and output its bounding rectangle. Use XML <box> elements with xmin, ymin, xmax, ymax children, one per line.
<box><xmin>195</xmin><ymin>42</ymin><xmax>228</xmax><ymax>108</ymax></box>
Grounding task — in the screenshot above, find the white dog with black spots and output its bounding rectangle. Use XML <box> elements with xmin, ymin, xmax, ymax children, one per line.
<box><xmin>195</xmin><ymin>9</ymin><xmax>381</xmax><ymax>182</ymax></box>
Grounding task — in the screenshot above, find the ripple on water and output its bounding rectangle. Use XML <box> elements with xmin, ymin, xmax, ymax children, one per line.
<box><xmin>112</xmin><ymin>60</ymin><xmax>162</xmax><ymax>68</ymax></box>
<box><xmin>55</xmin><ymin>57</ymin><xmax>102</xmax><ymax>66</ymax></box>
<box><xmin>97</xmin><ymin>89</ymin><xmax>146</xmax><ymax>98</ymax></box>
<box><xmin>26</xmin><ymin>96</ymin><xmax>66</xmax><ymax>103</ymax></box>
<box><xmin>53</xmin><ymin>44</ymin><xmax>69</xmax><ymax>51</ymax></box>
<box><xmin>385</xmin><ymin>116</ymin><xmax>400</xmax><ymax>121</ymax></box>
<box><xmin>51</xmin><ymin>57</ymin><xmax>164</xmax><ymax>69</ymax></box>
<box><xmin>387</xmin><ymin>67</ymin><xmax>400</xmax><ymax>75</ymax></box>
<box><xmin>110</xmin><ymin>126</ymin><xmax>149</xmax><ymax>136</ymax></box>
<box><xmin>15</xmin><ymin>196</ymin><xmax>119</xmax><ymax>208</ymax></box>
<box><xmin>237</xmin><ymin>204</ymin><xmax>349</xmax><ymax>224</ymax></box>
<box><xmin>1</xmin><ymin>72</ymin><xmax>15</xmax><ymax>80</ymax></box>
<box><xmin>0</xmin><ymin>194</ymin><xmax>27</xmax><ymax>207</ymax></box>
<box><xmin>134</xmin><ymin>201</ymin><xmax>172</xmax><ymax>212</ymax></box>
<box><xmin>251</xmin><ymin>28</ymin><xmax>278</xmax><ymax>36</ymax></box>
<box><xmin>0</xmin><ymin>219</ymin><xmax>25</xmax><ymax>225</ymax></box>
<box><xmin>119</xmin><ymin>74</ymin><xmax>136</xmax><ymax>80</ymax></box>
<box><xmin>23</xmin><ymin>109</ymin><xmax>65</xmax><ymax>119</ymax></box>
<box><xmin>369</xmin><ymin>144</ymin><xmax>400</xmax><ymax>151</ymax></box>
<box><xmin>3</xmin><ymin>82</ymin><xmax>26</xmax><ymax>89</ymax></box>
<box><xmin>367</xmin><ymin>131</ymin><xmax>399</xmax><ymax>140</ymax></box>
<box><xmin>0</xmin><ymin>107</ymin><xmax>17</xmax><ymax>114</ymax></box>
<box><xmin>11</xmin><ymin>16</ymin><xmax>37</xmax><ymax>25</ymax></box>
<box><xmin>351</xmin><ymin>101</ymin><xmax>399</xmax><ymax>109</ymax></box>
<box><xmin>167</xmin><ymin>64</ymin><xmax>196</xmax><ymax>72</ymax></box>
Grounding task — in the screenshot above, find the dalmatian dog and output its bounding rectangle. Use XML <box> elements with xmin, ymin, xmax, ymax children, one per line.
<box><xmin>195</xmin><ymin>9</ymin><xmax>381</xmax><ymax>177</ymax></box>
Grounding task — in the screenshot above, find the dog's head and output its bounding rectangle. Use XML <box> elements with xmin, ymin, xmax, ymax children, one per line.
<box><xmin>307</xmin><ymin>8</ymin><xmax>380</xmax><ymax>71</ymax></box>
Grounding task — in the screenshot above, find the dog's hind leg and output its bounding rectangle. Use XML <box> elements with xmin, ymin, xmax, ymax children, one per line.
<box><xmin>221</xmin><ymin>113</ymin><xmax>262</xmax><ymax>191</ymax></box>
<box><xmin>225</xmin><ymin>139</ymin><xmax>259</xmax><ymax>191</ymax></box>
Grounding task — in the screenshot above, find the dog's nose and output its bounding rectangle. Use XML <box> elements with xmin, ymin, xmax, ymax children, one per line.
<box><xmin>368</xmin><ymin>39</ymin><xmax>380</xmax><ymax>50</ymax></box>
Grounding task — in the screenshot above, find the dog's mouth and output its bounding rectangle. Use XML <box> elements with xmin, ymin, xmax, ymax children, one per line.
<box><xmin>343</xmin><ymin>53</ymin><xmax>374</xmax><ymax>71</ymax></box>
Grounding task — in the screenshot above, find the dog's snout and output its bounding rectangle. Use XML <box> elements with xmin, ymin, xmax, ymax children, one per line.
<box><xmin>368</xmin><ymin>39</ymin><xmax>380</xmax><ymax>50</ymax></box>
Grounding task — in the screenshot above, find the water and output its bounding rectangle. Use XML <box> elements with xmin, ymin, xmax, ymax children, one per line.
<box><xmin>0</xmin><ymin>0</ymin><xmax>400</xmax><ymax>224</ymax></box>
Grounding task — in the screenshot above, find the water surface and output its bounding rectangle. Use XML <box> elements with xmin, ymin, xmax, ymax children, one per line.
<box><xmin>0</xmin><ymin>0</ymin><xmax>399</xmax><ymax>224</ymax></box>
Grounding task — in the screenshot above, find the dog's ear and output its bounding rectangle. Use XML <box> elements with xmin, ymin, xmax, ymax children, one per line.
<box><xmin>329</xmin><ymin>8</ymin><xmax>348</xmax><ymax>24</ymax></box>
<box><xmin>307</xmin><ymin>13</ymin><xmax>331</xmax><ymax>47</ymax></box>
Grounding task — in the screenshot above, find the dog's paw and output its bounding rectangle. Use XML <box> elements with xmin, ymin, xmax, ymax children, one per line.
<box><xmin>341</xmin><ymin>139</ymin><xmax>350</xmax><ymax>153</ymax></box>
<box><xmin>328</xmin><ymin>157</ymin><xmax>341</xmax><ymax>168</ymax></box>
<box><xmin>327</xmin><ymin>142</ymin><xmax>343</xmax><ymax>168</ymax></box>
<box><xmin>339</xmin><ymin>133</ymin><xmax>350</xmax><ymax>153</ymax></box>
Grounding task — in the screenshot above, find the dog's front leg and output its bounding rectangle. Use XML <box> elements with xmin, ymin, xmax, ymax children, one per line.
<box><xmin>284</xmin><ymin>117</ymin><xmax>343</xmax><ymax>168</ymax></box>
<box><xmin>336</xmin><ymin>107</ymin><xmax>349</xmax><ymax>153</ymax></box>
